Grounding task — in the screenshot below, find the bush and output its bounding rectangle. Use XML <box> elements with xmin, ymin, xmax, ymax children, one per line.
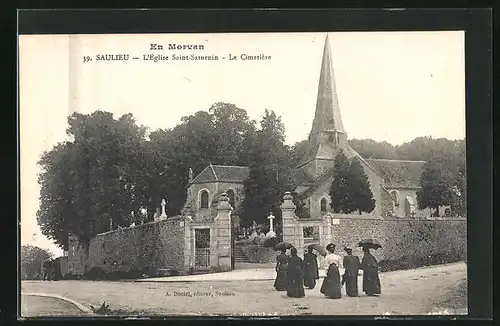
<box><xmin>242</xmin><ymin>244</ymin><xmax>277</xmax><ymax>263</ymax></box>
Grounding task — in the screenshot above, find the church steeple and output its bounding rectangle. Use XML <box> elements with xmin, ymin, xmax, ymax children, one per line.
<box><xmin>298</xmin><ymin>34</ymin><xmax>349</xmax><ymax>178</ymax></box>
<box><xmin>310</xmin><ymin>34</ymin><xmax>346</xmax><ymax>138</ymax></box>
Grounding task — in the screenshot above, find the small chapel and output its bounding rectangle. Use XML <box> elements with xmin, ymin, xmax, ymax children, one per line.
<box><xmin>183</xmin><ymin>35</ymin><xmax>435</xmax><ymax>221</ymax></box>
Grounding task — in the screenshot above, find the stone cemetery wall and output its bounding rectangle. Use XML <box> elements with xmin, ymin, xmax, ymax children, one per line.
<box><xmin>329</xmin><ymin>215</ymin><xmax>467</xmax><ymax>264</ymax></box>
<box><xmin>86</xmin><ymin>217</ymin><xmax>186</xmax><ymax>276</ymax></box>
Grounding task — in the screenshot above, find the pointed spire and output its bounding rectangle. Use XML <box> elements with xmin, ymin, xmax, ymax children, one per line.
<box><xmin>309</xmin><ymin>34</ymin><xmax>346</xmax><ymax>137</ymax></box>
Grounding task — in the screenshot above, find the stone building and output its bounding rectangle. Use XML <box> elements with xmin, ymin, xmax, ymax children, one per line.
<box><xmin>182</xmin><ymin>164</ymin><xmax>249</xmax><ymax>225</ymax></box>
<box><xmin>185</xmin><ymin>35</ymin><xmax>432</xmax><ymax>220</ymax></box>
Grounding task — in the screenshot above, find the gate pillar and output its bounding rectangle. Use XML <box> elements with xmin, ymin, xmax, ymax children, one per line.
<box><xmin>280</xmin><ymin>192</ymin><xmax>301</xmax><ymax>252</ymax></box>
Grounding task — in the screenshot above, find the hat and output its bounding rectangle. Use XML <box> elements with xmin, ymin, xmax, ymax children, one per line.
<box><xmin>326</xmin><ymin>243</ymin><xmax>336</xmax><ymax>251</ymax></box>
<box><xmin>344</xmin><ymin>247</ymin><xmax>352</xmax><ymax>252</ymax></box>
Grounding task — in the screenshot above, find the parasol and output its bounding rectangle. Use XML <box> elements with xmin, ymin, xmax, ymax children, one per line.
<box><xmin>358</xmin><ymin>239</ymin><xmax>382</xmax><ymax>250</ymax></box>
<box><xmin>307</xmin><ymin>243</ymin><xmax>328</xmax><ymax>256</ymax></box>
<box><xmin>274</xmin><ymin>241</ymin><xmax>293</xmax><ymax>251</ymax></box>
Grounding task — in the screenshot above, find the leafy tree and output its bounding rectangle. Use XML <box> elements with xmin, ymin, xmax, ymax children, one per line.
<box><xmin>21</xmin><ymin>245</ymin><xmax>52</xmax><ymax>280</ymax></box>
<box><xmin>329</xmin><ymin>149</ymin><xmax>351</xmax><ymax>213</ymax></box>
<box><xmin>348</xmin><ymin>138</ymin><xmax>398</xmax><ymax>159</ymax></box>
<box><xmin>209</xmin><ymin>102</ymin><xmax>257</xmax><ymax>166</ymax></box>
<box><xmin>241</xmin><ymin>110</ymin><xmax>295</xmax><ymax>226</ymax></box>
<box><xmin>347</xmin><ymin>158</ymin><xmax>376</xmax><ymax>214</ymax></box>
<box><xmin>147</xmin><ymin>103</ymin><xmax>256</xmax><ymax>216</ymax></box>
<box><xmin>290</xmin><ymin>139</ymin><xmax>310</xmax><ymax>166</ymax></box>
<box><xmin>414</xmin><ymin>138</ymin><xmax>466</xmax><ymax>217</ymax></box>
<box><xmin>37</xmin><ymin>141</ymin><xmax>77</xmax><ymax>249</ymax></box>
<box><xmin>37</xmin><ymin>111</ymin><xmax>148</xmax><ymax>248</ymax></box>
<box><xmin>417</xmin><ymin>160</ymin><xmax>457</xmax><ymax>217</ymax></box>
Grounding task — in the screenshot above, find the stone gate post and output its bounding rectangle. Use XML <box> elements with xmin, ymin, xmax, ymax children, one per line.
<box><xmin>214</xmin><ymin>193</ymin><xmax>232</xmax><ymax>270</ymax></box>
<box><xmin>280</xmin><ymin>192</ymin><xmax>301</xmax><ymax>251</ymax></box>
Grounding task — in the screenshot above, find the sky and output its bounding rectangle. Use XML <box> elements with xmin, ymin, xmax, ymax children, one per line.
<box><xmin>19</xmin><ymin>31</ymin><xmax>465</xmax><ymax>256</ymax></box>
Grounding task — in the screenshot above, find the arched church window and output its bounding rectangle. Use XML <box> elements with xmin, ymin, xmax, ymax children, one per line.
<box><xmin>390</xmin><ymin>190</ymin><xmax>400</xmax><ymax>217</ymax></box>
<box><xmin>320</xmin><ymin>198</ymin><xmax>328</xmax><ymax>213</ymax></box>
<box><xmin>200</xmin><ymin>190</ymin><xmax>209</xmax><ymax>209</ymax></box>
<box><xmin>226</xmin><ymin>189</ymin><xmax>236</xmax><ymax>208</ymax></box>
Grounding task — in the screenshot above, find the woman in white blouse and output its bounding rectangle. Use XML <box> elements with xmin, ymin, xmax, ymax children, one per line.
<box><xmin>319</xmin><ymin>243</ymin><xmax>343</xmax><ymax>299</ymax></box>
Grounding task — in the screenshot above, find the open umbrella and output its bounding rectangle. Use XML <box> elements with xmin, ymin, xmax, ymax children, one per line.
<box><xmin>274</xmin><ymin>241</ymin><xmax>293</xmax><ymax>251</ymax></box>
<box><xmin>358</xmin><ymin>239</ymin><xmax>382</xmax><ymax>250</ymax></box>
<box><xmin>307</xmin><ymin>243</ymin><xmax>328</xmax><ymax>257</ymax></box>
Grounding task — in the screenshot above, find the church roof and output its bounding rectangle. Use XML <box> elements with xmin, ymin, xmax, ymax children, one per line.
<box><xmin>298</xmin><ymin>167</ymin><xmax>336</xmax><ymax>198</ymax></box>
<box><xmin>291</xmin><ymin>167</ymin><xmax>317</xmax><ymax>186</ymax></box>
<box><xmin>364</xmin><ymin>158</ymin><xmax>426</xmax><ymax>189</ymax></box>
<box><xmin>190</xmin><ymin>164</ymin><xmax>250</xmax><ymax>184</ymax></box>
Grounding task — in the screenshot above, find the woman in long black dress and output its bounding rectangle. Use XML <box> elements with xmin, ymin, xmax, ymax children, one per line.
<box><xmin>303</xmin><ymin>247</ymin><xmax>319</xmax><ymax>289</ymax></box>
<box><xmin>342</xmin><ymin>247</ymin><xmax>360</xmax><ymax>297</ymax></box>
<box><xmin>286</xmin><ymin>247</ymin><xmax>305</xmax><ymax>298</ymax></box>
<box><xmin>320</xmin><ymin>243</ymin><xmax>342</xmax><ymax>299</ymax></box>
<box><xmin>274</xmin><ymin>249</ymin><xmax>289</xmax><ymax>291</ymax></box>
<box><xmin>360</xmin><ymin>246</ymin><xmax>381</xmax><ymax>296</ymax></box>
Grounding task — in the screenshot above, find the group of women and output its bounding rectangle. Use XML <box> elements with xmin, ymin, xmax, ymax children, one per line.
<box><xmin>274</xmin><ymin>243</ymin><xmax>381</xmax><ymax>299</ymax></box>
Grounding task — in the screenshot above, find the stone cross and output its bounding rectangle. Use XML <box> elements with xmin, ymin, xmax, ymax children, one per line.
<box><xmin>267</xmin><ymin>213</ymin><xmax>275</xmax><ymax>233</ymax></box>
<box><xmin>160</xmin><ymin>199</ymin><xmax>167</xmax><ymax>218</ymax></box>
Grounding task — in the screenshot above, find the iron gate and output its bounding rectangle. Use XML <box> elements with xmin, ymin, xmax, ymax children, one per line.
<box><xmin>194</xmin><ymin>228</ymin><xmax>211</xmax><ymax>269</ymax></box>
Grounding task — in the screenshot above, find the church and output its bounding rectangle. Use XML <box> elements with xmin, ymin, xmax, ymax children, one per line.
<box><xmin>183</xmin><ymin>35</ymin><xmax>434</xmax><ymax>221</ymax></box>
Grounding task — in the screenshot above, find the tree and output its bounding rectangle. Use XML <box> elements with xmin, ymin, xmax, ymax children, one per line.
<box><xmin>415</xmin><ymin>138</ymin><xmax>466</xmax><ymax>217</ymax></box>
<box><xmin>209</xmin><ymin>102</ymin><xmax>257</xmax><ymax>166</ymax></box>
<box><xmin>21</xmin><ymin>245</ymin><xmax>52</xmax><ymax>280</ymax></box>
<box><xmin>329</xmin><ymin>149</ymin><xmax>351</xmax><ymax>213</ymax></box>
<box><xmin>348</xmin><ymin>139</ymin><xmax>398</xmax><ymax>159</ymax></box>
<box><xmin>241</xmin><ymin>110</ymin><xmax>295</xmax><ymax>226</ymax></box>
<box><xmin>37</xmin><ymin>111</ymin><xmax>148</xmax><ymax>249</ymax></box>
<box><xmin>146</xmin><ymin>103</ymin><xmax>256</xmax><ymax>216</ymax></box>
<box><xmin>290</xmin><ymin>139</ymin><xmax>310</xmax><ymax>166</ymax></box>
<box><xmin>347</xmin><ymin>158</ymin><xmax>376</xmax><ymax>214</ymax></box>
<box><xmin>417</xmin><ymin>160</ymin><xmax>457</xmax><ymax>217</ymax></box>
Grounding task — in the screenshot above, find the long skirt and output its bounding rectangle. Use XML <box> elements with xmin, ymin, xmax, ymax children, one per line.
<box><xmin>320</xmin><ymin>264</ymin><xmax>342</xmax><ymax>299</ymax></box>
<box><xmin>286</xmin><ymin>274</ymin><xmax>305</xmax><ymax>298</ymax></box>
<box><xmin>274</xmin><ymin>270</ymin><xmax>287</xmax><ymax>291</ymax></box>
<box><xmin>345</xmin><ymin>275</ymin><xmax>359</xmax><ymax>297</ymax></box>
<box><xmin>304</xmin><ymin>275</ymin><xmax>317</xmax><ymax>289</ymax></box>
<box><xmin>362</xmin><ymin>268</ymin><xmax>381</xmax><ymax>296</ymax></box>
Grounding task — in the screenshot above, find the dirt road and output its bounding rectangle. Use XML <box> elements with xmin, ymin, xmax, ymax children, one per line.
<box><xmin>21</xmin><ymin>295</ymin><xmax>89</xmax><ymax>317</ymax></box>
<box><xmin>21</xmin><ymin>262</ymin><xmax>467</xmax><ymax>316</ymax></box>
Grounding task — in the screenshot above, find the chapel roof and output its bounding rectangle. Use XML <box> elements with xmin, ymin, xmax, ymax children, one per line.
<box><xmin>364</xmin><ymin>158</ymin><xmax>426</xmax><ymax>189</ymax></box>
<box><xmin>190</xmin><ymin>164</ymin><xmax>250</xmax><ymax>184</ymax></box>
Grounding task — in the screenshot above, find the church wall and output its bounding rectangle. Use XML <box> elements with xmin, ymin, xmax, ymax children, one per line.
<box><xmin>379</xmin><ymin>187</ymin><xmax>395</xmax><ymax>218</ymax></box>
<box><xmin>84</xmin><ymin>217</ymin><xmax>186</xmax><ymax>276</ymax></box>
<box><xmin>361</xmin><ymin>164</ymin><xmax>384</xmax><ymax>216</ymax></box>
<box><xmin>308</xmin><ymin>178</ymin><xmax>333</xmax><ymax>218</ymax></box>
<box><xmin>305</xmin><ymin>163</ymin><xmax>384</xmax><ymax>218</ymax></box>
<box><xmin>387</xmin><ymin>187</ymin><xmax>448</xmax><ymax>218</ymax></box>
